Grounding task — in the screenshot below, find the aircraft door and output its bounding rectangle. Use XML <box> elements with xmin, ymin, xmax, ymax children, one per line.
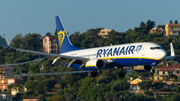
<box><xmin>141</xmin><ymin>46</ymin><xmax>145</xmax><ymax>56</ymax></box>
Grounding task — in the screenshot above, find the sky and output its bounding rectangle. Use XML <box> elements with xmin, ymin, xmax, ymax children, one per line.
<box><xmin>1</xmin><ymin>0</ymin><xmax>180</xmax><ymax>43</ymax></box>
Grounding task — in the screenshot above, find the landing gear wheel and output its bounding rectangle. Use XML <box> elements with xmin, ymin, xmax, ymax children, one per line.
<box><xmin>88</xmin><ymin>71</ymin><xmax>97</xmax><ymax>77</ymax></box>
<box><xmin>116</xmin><ymin>72</ymin><xmax>125</xmax><ymax>79</ymax></box>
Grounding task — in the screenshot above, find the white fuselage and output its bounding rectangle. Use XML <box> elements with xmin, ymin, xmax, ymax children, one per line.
<box><xmin>61</xmin><ymin>42</ymin><xmax>166</xmax><ymax>60</ymax></box>
<box><xmin>61</xmin><ymin>42</ymin><xmax>166</xmax><ymax>67</ymax></box>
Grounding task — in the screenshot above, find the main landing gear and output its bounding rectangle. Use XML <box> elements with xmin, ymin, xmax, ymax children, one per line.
<box><xmin>116</xmin><ymin>72</ymin><xmax>125</xmax><ymax>79</ymax></box>
<box><xmin>116</xmin><ymin>68</ymin><xmax>125</xmax><ymax>79</ymax></box>
<box><xmin>88</xmin><ymin>71</ymin><xmax>97</xmax><ymax>77</ymax></box>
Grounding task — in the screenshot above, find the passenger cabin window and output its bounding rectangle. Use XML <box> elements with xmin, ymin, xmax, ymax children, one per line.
<box><xmin>150</xmin><ymin>47</ymin><xmax>161</xmax><ymax>50</ymax></box>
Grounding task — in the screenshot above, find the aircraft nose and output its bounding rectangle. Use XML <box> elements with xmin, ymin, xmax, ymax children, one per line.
<box><xmin>158</xmin><ymin>49</ymin><xmax>167</xmax><ymax>59</ymax></box>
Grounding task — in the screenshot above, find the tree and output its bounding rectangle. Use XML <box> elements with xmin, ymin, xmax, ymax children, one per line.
<box><xmin>29</xmin><ymin>64</ymin><xmax>39</xmax><ymax>74</ymax></box>
<box><xmin>169</xmin><ymin>93</ymin><xmax>180</xmax><ymax>101</ymax></box>
<box><xmin>54</xmin><ymin>29</ymin><xmax>57</xmax><ymax>37</ymax></box>
<box><xmin>112</xmin><ymin>81</ymin><xmax>124</xmax><ymax>91</ymax></box>
<box><xmin>77</xmin><ymin>77</ymin><xmax>96</xmax><ymax>99</ymax></box>
<box><xmin>36</xmin><ymin>94</ymin><xmax>47</xmax><ymax>101</ymax></box>
<box><xmin>140</xmin><ymin>22</ymin><xmax>146</xmax><ymax>27</ymax></box>
<box><xmin>138</xmin><ymin>80</ymin><xmax>152</xmax><ymax>90</ymax></box>
<box><xmin>168</xmin><ymin>73</ymin><xmax>178</xmax><ymax>80</ymax></box>
<box><xmin>146</xmin><ymin>20</ymin><xmax>155</xmax><ymax>33</ymax></box>
<box><xmin>139</xmin><ymin>72</ymin><xmax>151</xmax><ymax>78</ymax></box>
<box><xmin>45</xmin><ymin>32</ymin><xmax>53</xmax><ymax>37</ymax></box>
<box><xmin>128</xmin><ymin>94</ymin><xmax>144</xmax><ymax>101</ymax></box>
<box><xmin>11</xmin><ymin>33</ymin><xmax>23</xmax><ymax>48</ymax></box>
<box><xmin>23</xmin><ymin>33</ymin><xmax>42</xmax><ymax>51</ymax></box>
<box><xmin>144</xmin><ymin>90</ymin><xmax>154</xmax><ymax>96</ymax></box>
<box><xmin>43</xmin><ymin>79</ymin><xmax>56</xmax><ymax>92</ymax></box>
<box><xmin>170</xmin><ymin>20</ymin><xmax>173</xmax><ymax>23</ymax></box>
<box><xmin>98</xmin><ymin>76</ymin><xmax>112</xmax><ymax>84</ymax></box>
<box><xmin>153</xmin><ymin>82</ymin><xmax>165</xmax><ymax>89</ymax></box>
<box><xmin>176</xmin><ymin>86</ymin><xmax>180</xmax><ymax>93</ymax></box>
<box><xmin>175</xmin><ymin>20</ymin><xmax>178</xmax><ymax>24</ymax></box>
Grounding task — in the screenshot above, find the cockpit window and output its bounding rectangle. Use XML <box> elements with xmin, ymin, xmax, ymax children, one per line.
<box><xmin>150</xmin><ymin>47</ymin><xmax>161</xmax><ymax>50</ymax></box>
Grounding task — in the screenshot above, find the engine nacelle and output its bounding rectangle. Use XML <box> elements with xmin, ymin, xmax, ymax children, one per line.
<box><xmin>144</xmin><ymin>65</ymin><xmax>152</xmax><ymax>71</ymax></box>
<box><xmin>85</xmin><ymin>59</ymin><xmax>105</xmax><ymax>70</ymax></box>
<box><xmin>133</xmin><ymin>65</ymin><xmax>152</xmax><ymax>72</ymax></box>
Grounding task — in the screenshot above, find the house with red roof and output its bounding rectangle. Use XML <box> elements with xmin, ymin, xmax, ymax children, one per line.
<box><xmin>150</xmin><ymin>27</ymin><xmax>164</xmax><ymax>34</ymax></box>
<box><xmin>154</xmin><ymin>64</ymin><xmax>180</xmax><ymax>81</ymax></box>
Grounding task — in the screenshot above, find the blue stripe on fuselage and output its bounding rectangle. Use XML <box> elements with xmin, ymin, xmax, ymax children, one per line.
<box><xmin>64</xmin><ymin>58</ymin><xmax>158</xmax><ymax>70</ymax></box>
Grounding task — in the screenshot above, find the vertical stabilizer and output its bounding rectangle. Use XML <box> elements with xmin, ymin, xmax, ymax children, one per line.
<box><xmin>55</xmin><ymin>16</ymin><xmax>80</xmax><ymax>54</ymax></box>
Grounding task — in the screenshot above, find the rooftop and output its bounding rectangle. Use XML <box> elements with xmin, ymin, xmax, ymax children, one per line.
<box><xmin>156</xmin><ymin>64</ymin><xmax>180</xmax><ymax>71</ymax></box>
<box><xmin>0</xmin><ymin>66</ymin><xmax>8</xmax><ymax>71</ymax></box>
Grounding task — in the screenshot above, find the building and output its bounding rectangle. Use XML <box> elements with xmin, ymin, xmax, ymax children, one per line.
<box><xmin>11</xmin><ymin>86</ymin><xmax>27</xmax><ymax>96</ymax></box>
<box><xmin>154</xmin><ymin>64</ymin><xmax>180</xmax><ymax>81</ymax></box>
<box><xmin>125</xmin><ymin>66</ymin><xmax>133</xmax><ymax>74</ymax></box>
<box><xmin>98</xmin><ymin>28</ymin><xmax>111</xmax><ymax>38</ymax></box>
<box><xmin>130</xmin><ymin>78</ymin><xmax>153</xmax><ymax>90</ymax></box>
<box><xmin>130</xmin><ymin>78</ymin><xmax>142</xmax><ymax>90</ymax></box>
<box><xmin>0</xmin><ymin>78</ymin><xmax>22</xmax><ymax>90</ymax></box>
<box><xmin>0</xmin><ymin>92</ymin><xmax>12</xmax><ymax>101</ymax></box>
<box><xmin>0</xmin><ymin>66</ymin><xmax>13</xmax><ymax>77</ymax></box>
<box><xmin>150</xmin><ymin>27</ymin><xmax>164</xmax><ymax>34</ymax></box>
<box><xmin>43</xmin><ymin>36</ymin><xmax>59</xmax><ymax>53</ymax></box>
<box><xmin>153</xmin><ymin>91</ymin><xmax>176</xmax><ymax>97</ymax></box>
<box><xmin>23</xmin><ymin>97</ymin><xmax>38</xmax><ymax>101</ymax></box>
<box><xmin>165</xmin><ymin>23</ymin><xmax>180</xmax><ymax>36</ymax></box>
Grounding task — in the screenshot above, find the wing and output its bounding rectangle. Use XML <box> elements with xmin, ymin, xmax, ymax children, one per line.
<box><xmin>13</xmin><ymin>70</ymin><xmax>91</xmax><ymax>77</ymax></box>
<box><xmin>0</xmin><ymin>57</ymin><xmax>46</xmax><ymax>66</ymax></box>
<box><xmin>3</xmin><ymin>34</ymin><xmax>88</xmax><ymax>67</ymax></box>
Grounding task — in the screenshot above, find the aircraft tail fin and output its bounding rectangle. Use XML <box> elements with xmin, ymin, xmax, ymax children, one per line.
<box><xmin>55</xmin><ymin>16</ymin><xmax>80</xmax><ymax>54</ymax></box>
<box><xmin>3</xmin><ymin>34</ymin><xmax>12</xmax><ymax>49</ymax></box>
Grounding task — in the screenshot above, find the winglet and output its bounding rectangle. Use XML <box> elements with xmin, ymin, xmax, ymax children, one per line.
<box><xmin>163</xmin><ymin>43</ymin><xmax>175</xmax><ymax>60</ymax></box>
<box><xmin>170</xmin><ymin>43</ymin><xmax>175</xmax><ymax>56</ymax></box>
<box><xmin>3</xmin><ymin>34</ymin><xmax>12</xmax><ymax>49</ymax></box>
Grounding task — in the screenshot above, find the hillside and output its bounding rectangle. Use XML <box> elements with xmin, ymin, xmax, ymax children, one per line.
<box><xmin>1</xmin><ymin>20</ymin><xmax>180</xmax><ymax>101</ymax></box>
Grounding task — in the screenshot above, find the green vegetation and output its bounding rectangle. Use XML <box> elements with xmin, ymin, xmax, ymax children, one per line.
<box><xmin>1</xmin><ymin>20</ymin><xmax>180</xmax><ymax>100</ymax></box>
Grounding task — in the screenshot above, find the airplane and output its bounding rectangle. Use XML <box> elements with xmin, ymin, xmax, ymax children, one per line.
<box><xmin>3</xmin><ymin>16</ymin><xmax>175</xmax><ymax>78</ymax></box>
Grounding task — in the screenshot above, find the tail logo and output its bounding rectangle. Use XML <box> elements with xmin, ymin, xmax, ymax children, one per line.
<box><xmin>57</xmin><ymin>31</ymin><xmax>65</xmax><ymax>48</ymax></box>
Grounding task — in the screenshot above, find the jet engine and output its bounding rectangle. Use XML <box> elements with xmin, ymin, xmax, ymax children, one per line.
<box><xmin>133</xmin><ymin>65</ymin><xmax>152</xmax><ymax>72</ymax></box>
<box><xmin>85</xmin><ymin>59</ymin><xmax>105</xmax><ymax>69</ymax></box>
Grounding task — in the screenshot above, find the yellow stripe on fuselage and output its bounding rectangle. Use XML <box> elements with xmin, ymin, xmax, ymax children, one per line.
<box><xmin>134</xmin><ymin>68</ymin><xmax>144</xmax><ymax>70</ymax></box>
<box><xmin>86</xmin><ymin>65</ymin><xmax>95</xmax><ymax>67</ymax></box>
<box><xmin>99</xmin><ymin>57</ymin><xmax>161</xmax><ymax>61</ymax></box>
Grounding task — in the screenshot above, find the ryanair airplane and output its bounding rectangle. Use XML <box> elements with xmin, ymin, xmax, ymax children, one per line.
<box><xmin>4</xmin><ymin>16</ymin><xmax>175</xmax><ymax>78</ymax></box>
